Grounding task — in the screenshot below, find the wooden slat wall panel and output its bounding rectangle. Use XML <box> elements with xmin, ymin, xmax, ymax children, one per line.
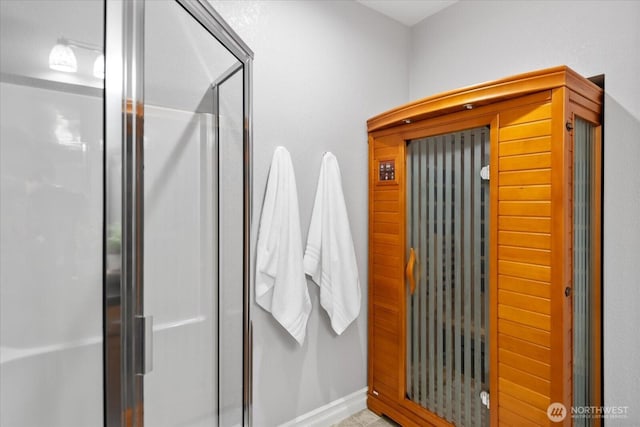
<box><xmin>499</xmin><ymin>201</ymin><xmax>551</xmax><ymax>217</ymax></box>
<box><xmin>497</xmin><ymin>99</ymin><xmax>554</xmax><ymax>425</ymax></box>
<box><xmin>374</xmin><ymin>201</ymin><xmax>399</xmax><ymax>213</ymax></box>
<box><xmin>499</xmin><ymin>378</ymin><xmax>550</xmax><ymax>411</ymax></box>
<box><xmin>499</xmin><ymin>349</ymin><xmax>551</xmax><ymax>380</ymax></box>
<box><xmin>372</xmin><ymin>276</ymin><xmax>397</xmax><ymax>303</ymax></box>
<box><xmin>373</xmin><ymin>265</ymin><xmax>400</xmax><ymax>281</ymax></box>
<box><xmin>499</xmin><ymin>246</ymin><xmax>551</xmax><ymax>266</ymax></box>
<box><xmin>373</xmin><ymin>190</ymin><xmax>399</xmax><ymax>202</ymax></box>
<box><xmin>372</xmin><ymin>232</ymin><xmax>400</xmax><ymax>246</ymax></box>
<box><xmin>499</xmin><ymin>260</ymin><xmax>551</xmax><ymax>282</ymax></box>
<box><xmin>499</xmin><ymin>169</ymin><xmax>551</xmax><ymax>185</ymax></box>
<box><xmin>499</xmin><ymin>394</ymin><xmax>549</xmax><ymax>426</ymax></box>
<box><xmin>498</xmin><ymin>217</ymin><xmax>551</xmax><ymax>233</ymax></box>
<box><xmin>498</xmin><ymin>231</ymin><xmax>551</xmax><ymax>250</ymax></box>
<box><xmin>499</xmin><ymin>152</ymin><xmax>551</xmax><ymax>170</ymax></box>
<box><xmin>500</xmin><ymin>103</ymin><xmax>552</xmax><ymax>126</ymax></box>
<box><xmin>498</xmin><ymin>275</ymin><xmax>550</xmax><ymax>298</ymax></box>
<box><xmin>369</xmin><ymin>136</ymin><xmax>405</xmax><ymax>400</ymax></box>
<box><xmin>372</xmin><ymin>242</ymin><xmax>400</xmax><ymax>256</ymax></box>
<box><xmin>499</xmin><ymin>120</ymin><xmax>552</xmax><ymax>141</ymax></box>
<box><xmin>373</xmin><ymin>222</ymin><xmax>400</xmax><ymax>235</ymax></box>
<box><xmin>500</xmin><ymin>392</ymin><xmax>549</xmax><ymax>425</ymax></box>
<box><xmin>499</xmin><ymin>319</ymin><xmax>551</xmax><ymax>347</ymax></box>
<box><xmin>498</xmin><ymin>306</ymin><xmax>550</xmax><ymax>330</ymax></box>
<box><xmin>498</xmin><ymin>290</ymin><xmax>551</xmax><ymax>314</ymax></box>
<box><xmin>500</xmin><ymin>363</ymin><xmax>551</xmax><ymax>396</ymax></box>
<box><xmin>500</xmin><ymin>137</ymin><xmax>551</xmax><ymax>156</ymax></box>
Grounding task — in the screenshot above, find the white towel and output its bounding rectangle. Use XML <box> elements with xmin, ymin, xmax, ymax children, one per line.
<box><xmin>304</xmin><ymin>152</ymin><xmax>361</xmax><ymax>335</ymax></box>
<box><xmin>256</xmin><ymin>146</ymin><xmax>311</xmax><ymax>345</ymax></box>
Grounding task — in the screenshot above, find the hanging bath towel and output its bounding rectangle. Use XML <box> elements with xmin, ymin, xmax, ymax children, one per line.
<box><xmin>304</xmin><ymin>152</ymin><xmax>361</xmax><ymax>335</ymax></box>
<box><xmin>256</xmin><ymin>146</ymin><xmax>311</xmax><ymax>345</ymax></box>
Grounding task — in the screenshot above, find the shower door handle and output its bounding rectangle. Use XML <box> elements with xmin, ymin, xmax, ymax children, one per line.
<box><xmin>406</xmin><ymin>247</ymin><xmax>417</xmax><ymax>295</ymax></box>
<box><xmin>135</xmin><ymin>315</ymin><xmax>153</xmax><ymax>375</ymax></box>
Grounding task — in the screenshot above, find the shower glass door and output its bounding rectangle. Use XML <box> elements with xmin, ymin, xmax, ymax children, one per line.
<box><xmin>141</xmin><ymin>1</ymin><xmax>246</xmax><ymax>426</ymax></box>
<box><xmin>405</xmin><ymin>127</ymin><xmax>490</xmax><ymax>426</ymax></box>
<box><xmin>105</xmin><ymin>1</ymin><xmax>252</xmax><ymax>426</ymax></box>
<box><xmin>216</xmin><ymin>62</ymin><xmax>245</xmax><ymax>426</ymax></box>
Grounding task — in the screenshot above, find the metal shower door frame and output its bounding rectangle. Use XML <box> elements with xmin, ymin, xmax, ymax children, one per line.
<box><xmin>104</xmin><ymin>1</ymin><xmax>253</xmax><ymax>425</ymax></box>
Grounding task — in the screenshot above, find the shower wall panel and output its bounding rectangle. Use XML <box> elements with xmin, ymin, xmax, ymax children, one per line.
<box><xmin>143</xmin><ymin>105</ymin><xmax>217</xmax><ymax>427</ymax></box>
<box><xmin>0</xmin><ymin>82</ymin><xmax>103</xmax><ymax>426</ymax></box>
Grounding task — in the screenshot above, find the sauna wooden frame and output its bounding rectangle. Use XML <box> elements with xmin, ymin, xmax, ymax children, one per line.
<box><xmin>366</xmin><ymin>66</ymin><xmax>603</xmax><ymax>426</ymax></box>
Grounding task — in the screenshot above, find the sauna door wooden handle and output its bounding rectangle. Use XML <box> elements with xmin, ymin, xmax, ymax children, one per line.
<box><xmin>406</xmin><ymin>247</ymin><xmax>416</xmax><ymax>295</ymax></box>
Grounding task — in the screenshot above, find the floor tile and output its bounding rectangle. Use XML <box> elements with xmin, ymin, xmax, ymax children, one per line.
<box><xmin>350</xmin><ymin>409</ymin><xmax>381</xmax><ymax>425</ymax></box>
<box><xmin>332</xmin><ymin>418</ymin><xmax>363</xmax><ymax>427</ymax></box>
<box><xmin>332</xmin><ymin>409</ymin><xmax>400</xmax><ymax>427</ymax></box>
<box><xmin>368</xmin><ymin>418</ymin><xmax>399</xmax><ymax>427</ymax></box>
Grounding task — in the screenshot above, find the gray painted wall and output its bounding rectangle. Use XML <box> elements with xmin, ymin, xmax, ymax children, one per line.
<box><xmin>409</xmin><ymin>1</ymin><xmax>640</xmax><ymax>424</ymax></box>
<box><xmin>210</xmin><ymin>1</ymin><xmax>409</xmax><ymax>425</ymax></box>
<box><xmin>212</xmin><ymin>0</ymin><xmax>640</xmax><ymax>425</ymax></box>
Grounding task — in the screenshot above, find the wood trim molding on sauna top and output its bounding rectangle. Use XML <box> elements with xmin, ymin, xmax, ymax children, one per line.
<box><xmin>367</xmin><ymin>65</ymin><xmax>603</xmax><ymax>133</ymax></box>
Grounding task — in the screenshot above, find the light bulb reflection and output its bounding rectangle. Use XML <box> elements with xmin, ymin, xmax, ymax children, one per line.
<box><xmin>49</xmin><ymin>40</ymin><xmax>77</xmax><ymax>73</ymax></box>
<box><xmin>93</xmin><ymin>54</ymin><xmax>104</xmax><ymax>79</ymax></box>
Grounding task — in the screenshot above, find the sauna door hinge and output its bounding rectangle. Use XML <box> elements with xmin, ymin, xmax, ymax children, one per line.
<box><xmin>566</xmin><ymin>120</ymin><xmax>574</xmax><ymax>131</ymax></box>
<box><xmin>480</xmin><ymin>165</ymin><xmax>490</xmax><ymax>181</ymax></box>
<box><xmin>480</xmin><ymin>390</ymin><xmax>490</xmax><ymax>409</ymax></box>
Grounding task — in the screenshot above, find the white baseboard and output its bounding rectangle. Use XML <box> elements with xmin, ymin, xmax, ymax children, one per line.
<box><xmin>279</xmin><ymin>387</ymin><xmax>368</xmax><ymax>427</ymax></box>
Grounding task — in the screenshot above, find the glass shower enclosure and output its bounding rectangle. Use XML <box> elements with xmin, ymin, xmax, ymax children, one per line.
<box><xmin>0</xmin><ymin>1</ymin><xmax>252</xmax><ymax>426</ymax></box>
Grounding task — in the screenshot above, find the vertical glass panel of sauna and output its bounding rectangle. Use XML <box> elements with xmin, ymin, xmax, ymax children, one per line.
<box><xmin>573</xmin><ymin>117</ymin><xmax>599</xmax><ymax>426</ymax></box>
<box><xmin>406</xmin><ymin>127</ymin><xmax>490</xmax><ymax>426</ymax></box>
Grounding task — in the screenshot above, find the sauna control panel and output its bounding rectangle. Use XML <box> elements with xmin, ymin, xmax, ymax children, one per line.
<box><xmin>378</xmin><ymin>160</ymin><xmax>395</xmax><ymax>181</ymax></box>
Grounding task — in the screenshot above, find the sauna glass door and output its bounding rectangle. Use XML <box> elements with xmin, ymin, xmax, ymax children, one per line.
<box><xmin>406</xmin><ymin>127</ymin><xmax>490</xmax><ymax>426</ymax></box>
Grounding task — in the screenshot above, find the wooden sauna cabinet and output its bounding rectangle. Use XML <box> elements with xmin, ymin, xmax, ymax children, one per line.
<box><xmin>366</xmin><ymin>66</ymin><xmax>602</xmax><ymax>426</ymax></box>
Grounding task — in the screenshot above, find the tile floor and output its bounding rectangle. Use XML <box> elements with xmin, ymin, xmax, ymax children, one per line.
<box><xmin>332</xmin><ymin>409</ymin><xmax>399</xmax><ymax>427</ymax></box>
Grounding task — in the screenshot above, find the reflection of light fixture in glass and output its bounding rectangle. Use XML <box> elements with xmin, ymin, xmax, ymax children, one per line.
<box><xmin>49</xmin><ymin>38</ymin><xmax>77</xmax><ymax>73</ymax></box>
<box><xmin>93</xmin><ymin>54</ymin><xmax>104</xmax><ymax>79</ymax></box>
<box><xmin>49</xmin><ymin>37</ymin><xmax>104</xmax><ymax>79</ymax></box>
